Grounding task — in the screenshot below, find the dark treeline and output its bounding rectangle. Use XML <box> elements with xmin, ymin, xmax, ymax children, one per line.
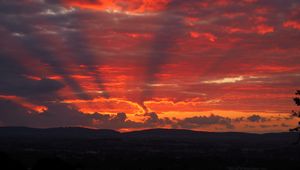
<box><xmin>1</xmin><ymin>128</ymin><xmax>300</xmax><ymax>170</ymax></box>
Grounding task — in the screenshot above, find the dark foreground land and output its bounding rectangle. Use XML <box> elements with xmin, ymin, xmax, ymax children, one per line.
<box><xmin>0</xmin><ymin>127</ymin><xmax>300</xmax><ymax>170</ymax></box>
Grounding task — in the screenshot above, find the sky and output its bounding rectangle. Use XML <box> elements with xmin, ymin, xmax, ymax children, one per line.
<box><xmin>0</xmin><ymin>0</ymin><xmax>300</xmax><ymax>132</ymax></box>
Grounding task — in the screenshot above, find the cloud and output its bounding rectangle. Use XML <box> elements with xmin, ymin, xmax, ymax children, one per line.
<box><xmin>62</xmin><ymin>97</ymin><xmax>145</xmax><ymax>114</ymax></box>
<box><xmin>0</xmin><ymin>100</ymin><xmax>90</xmax><ymax>127</ymax></box>
<box><xmin>144</xmin><ymin>112</ymin><xmax>173</xmax><ymax>127</ymax></box>
<box><xmin>0</xmin><ymin>98</ymin><xmax>292</xmax><ymax>131</ymax></box>
<box><xmin>0</xmin><ymin>0</ymin><xmax>299</xmax><ymax>132</ymax></box>
<box><xmin>189</xmin><ymin>32</ymin><xmax>217</xmax><ymax>42</ymax></box>
<box><xmin>247</xmin><ymin>114</ymin><xmax>267</xmax><ymax>122</ymax></box>
<box><xmin>283</xmin><ymin>21</ymin><xmax>300</xmax><ymax>30</ymax></box>
<box><xmin>177</xmin><ymin>114</ymin><xmax>234</xmax><ymax>129</ymax></box>
<box><xmin>0</xmin><ymin>95</ymin><xmax>48</xmax><ymax>113</ymax></box>
<box><xmin>91</xmin><ymin>112</ymin><xmax>142</xmax><ymax>129</ymax></box>
<box><xmin>61</xmin><ymin>0</ymin><xmax>171</xmax><ymax>14</ymax></box>
<box><xmin>0</xmin><ymin>99</ymin><xmax>163</xmax><ymax>129</ymax></box>
<box><xmin>202</xmin><ymin>76</ymin><xmax>245</xmax><ymax>84</ymax></box>
<box><xmin>0</xmin><ymin>96</ymin><xmax>227</xmax><ymax>129</ymax></box>
<box><xmin>0</xmin><ymin>57</ymin><xmax>64</xmax><ymax>100</ymax></box>
<box><xmin>255</xmin><ymin>24</ymin><xmax>274</xmax><ymax>35</ymax></box>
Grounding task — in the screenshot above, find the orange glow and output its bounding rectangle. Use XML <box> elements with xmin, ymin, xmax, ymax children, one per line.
<box><xmin>144</xmin><ymin>98</ymin><xmax>214</xmax><ymax>114</ymax></box>
<box><xmin>63</xmin><ymin>0</ymin><xmax>170</xmax><ymax>13</ymax></box>
<box><xmin>256</xmin><ymin>25</ymin><xmax>274</xmax><ymax>35</ymax></box>
<box><xmin>59</xmin><ymin>96</ymin><xmax>292</xmax><ymax>120</ymax></box>
<box><xmin>0</xmin><ymin>95</ymin><xmax>48</xmax><ymax>113</ymax></box>
<box><xmin>62</xmin><ymin>97</ymin><xmax>145</xmax><ymax>114</ymax></box>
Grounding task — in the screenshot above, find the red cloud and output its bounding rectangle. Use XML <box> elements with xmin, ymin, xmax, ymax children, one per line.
<box><xmin>0</xmin><ymin>95</ymin><xmax>48</xmax><ymax>113</ymax></box>
<box><xmin>226</xmin><ymin>25</ymin><xmax>275</xmax><ymax>35</ymax></box>
<box><xmin>189</xmin><ymin>32</ymin><xmax>217</xmax><ymax>42</ymax></box>
<box><xmin>63</xmin><ymin>0</ymin><xmax>170</xmax><ymax>13</ymax></box>
<box><xmin>256</xmin><ymin>25</ymin><xmax>274</xmax><ymax>35</ymax></box>
<box><xmin>283</xmin><ymin>21</ymin><xmax>300</xmax><ymax>30</ymax></box>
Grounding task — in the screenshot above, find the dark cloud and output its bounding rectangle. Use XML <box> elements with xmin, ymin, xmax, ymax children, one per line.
<box><xmin>281</xmin><ymin>123</ymin><xmax>290</xmax><ymax>127</ymax></box>
<box><xmin>0</xmin><ymin>55</ymin><xmax>64</xmax><ymax>100</ymax></box>
<box><xmin>0</xmin><ymin>101</ymin><xmax>236</xmax><ymax>129</ymax></box>
<box><xmin>139</xmin><ymin>0</ymin><xmax>188</xmax><ymax>108</ymax></box>
<box><xmin>177</xmin><ymin>114</ymin><xmax>234</xmax><ymax>129</ymax></box>
<box><xmin>0</xmin><ymin>100</ymin><xmax>32</xmax><ymax>126</ymax></box>
<box><xmin>247</xmin><ymin>114</ymin><xmax>267</xmax><ymax>122</ymax></box>
<box><xmin>0</xmin><ymin>77</ymin><xmax>64</xmax><ymax>98</ymax></box>
<box><xmin>0</xmin><ymin>100</ymin><xmax>90</xmax><ymax>127</ymax></box>
<box><xmin>0</xmin><ymin>0</ymin><xmax>97</xmax><ymax>100</ymax></box>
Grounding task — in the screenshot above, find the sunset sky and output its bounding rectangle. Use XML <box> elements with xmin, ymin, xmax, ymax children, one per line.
<box><xmin>0</xmin><ymin>0</ymin><xmax>300</xmax><ymax>132</ymax></box>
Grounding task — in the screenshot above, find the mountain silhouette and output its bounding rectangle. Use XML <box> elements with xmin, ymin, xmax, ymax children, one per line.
<box><xmin>0</xmin><ymin>127</ymin><xmax>296</xmax><ymax>143</ymax></box>
<box><xmin>0</xmin><ymin>127</ymin><xmax>120</xmax><ymax>138</ymax></box>
<box><xmin>1</xmin><ymin>127</ymin><xmax>300</xmax><ymax>170</ymax></box>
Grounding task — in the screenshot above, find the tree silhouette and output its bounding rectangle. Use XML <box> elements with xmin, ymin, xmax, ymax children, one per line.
<box><xmin>294</xmin><ymin>90</ymin><xmax>300</xmax><ymax>106</ymax></box>
<box><xmin>289</xmin><ymin>90</ymin><xmax>300</xmax><ymax>144</ymax></box>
